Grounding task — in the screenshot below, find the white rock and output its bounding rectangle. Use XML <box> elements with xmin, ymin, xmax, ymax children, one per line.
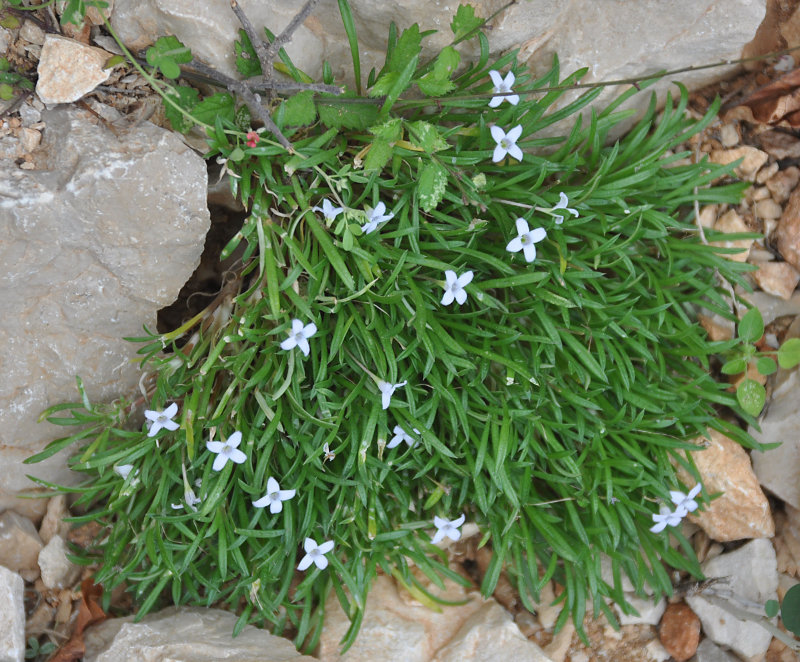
<box><xmin>690</xmin><ymin>638</ymin><xmax>740</xmax><ymax>662</ymax></box>
<box><xmin>38</xmin><ymin>494</ymin><xmax>70</xmax><ymax>545</ymax></box>
<box><xmin>614</xmin><ymin>594</ymin><xmax>666</xmax><ymax>626</ymax></box>
<box><xmin>36</xmin><ymin>35</ymin><xmax>112</xmax><ymax>104</ymax></box>
<box><xmin>0</xmin><ymin>565</ymin><xmax>24</xmax><ymax>662</ymax></box>
<box><xmin>83</xmin><ymin>606</ymin><xmax>316</xmax><ymax>661</ymax></box>
<box><xmin>38</xmin><ymin>534</ymin><xmax>80</xmax><ymax>589</ymax></box>
<box><xmin>0</xmin><ymin>510</ymin><xmax>43</xmax><ymax>573</ymax></box>
<box><xmin>431</xmin><ymin>601</ymin><xmax>554</xmax><ymax>662</ymax></box>
<box><xmin>0</xmin><ymin>106</ymin><xmax>209</xmax><ymax>514</ymax></box>
<box><xmin>686</xmin><ymin>539</ymin><xmax>778</xmax><ymax>660</ymax></box>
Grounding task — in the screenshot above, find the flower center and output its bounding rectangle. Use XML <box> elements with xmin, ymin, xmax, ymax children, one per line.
<box><xmin>501</xmin><ymin>138</ymin><xmax>511</xmax><ymax>149</ymax></box>
<box><xmin>521</xmin><ymin>234</ymin><xmax>531</xmax><ymax>245</ymax></box>
<box><xmin>294</xmin><ymin>332</ymin><xmax>304</xmax><ymax>342</ymax></box>
<box><xmin>222</xmin><ymin>446</ymin><xmax>233</xmax><ymax>456</ymax></box>
<box><xmin>310</xmin><ymin>549</ymin><xmax>320</xmax><ymax>559</ymax></box>
<box><xmin>157</xmin><ymin>414</ymin><xmax>168</xmax><ymax>423</ymax></box>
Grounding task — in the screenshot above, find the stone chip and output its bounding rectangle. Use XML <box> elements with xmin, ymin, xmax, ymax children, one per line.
<box><xmin>36</xmin><ymin>34</ymin><xmax>112</xmax><ymax>104</ymax></box>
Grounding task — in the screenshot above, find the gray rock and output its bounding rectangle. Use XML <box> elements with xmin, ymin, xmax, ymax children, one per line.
<box><xmin>38</xmin><ymin>534</ymin><xmax>80</xmax><ymax>589</ymax></box>
<box><xmin>38</xmin><ymin>494</ymin><xmax>70</xmax><ymax>545</ymax></box>
<box><xmin>83</xmin><ymin>606</ymin><xmax>317</xmax><ymax>662</ymax></box>
<box><xmin>614</xmin><ymin>594</ymin><xmax>666</xmax><ymax>626</ymax></box>
<box><xmin>110</xmin><ymin>0</ymin><xmax>763</xmax><ymax>128</ymax></box>
<box><xmin>0</xmin><ymin>510</ymin><xmax>43</xmax><ymax>573</ymax></box>
<box><xmin>0</xmin><ymin>565</ymin><xmax>24</xmax><ymax>662</ymax></box>
<box><xmin>686</xmin><ymin>539</ymin><xmax>778</xmax><ymax>661</ymax></box>
<box><xmin>0</xmin><ymin>106</ymin><xmax>209</xmax><ymax>514</ymax></box>
<box><xmin>689</xmin><ymin>638</ymin><xmax>739</xmax><ymax>662</ymax></box>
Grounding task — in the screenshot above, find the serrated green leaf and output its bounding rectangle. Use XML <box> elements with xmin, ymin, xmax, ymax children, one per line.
<box><xmin>146</xmin><ymin>36</ymin><xmax>192</xmax><ymax>80</ymax></box>
<box><xmin>282</xmin><ymin>90</ymin><xmax>317</xmax><ymax>126</ymax></box>
<box><xmin>369</xmin><ymin>71</ymin><xmax>399</xmax><ymax>98</ymax></box>
<box><xmin>363</xmin><ymin>138</ymin><xmax>393</xmax><ymax>172</ymax></box>
<box><xmin>369</xmin><ymin>118</ymin><xmax>402</xmax><ymax>142</ymax></box>
<box><xmin>450</xmin><ymin>4</ymin><xmax>483</xmax><ymax>40</ymax></box>
<box><xmin>387</xmin><ymin>24</ymin><xmax>422</xmax><ymax>74</ymax></box>
<box><xmin>59</xmin><ymin>0</ymin><xmax>85</xmax><ymax>26</ymax></box>
<box><xmin>190</xmin><ymin>93</ymin><xmax>236</xmax><ymax>126</ymax></box>
<box><xmin>416</xmin><ymin>46</ymin><xmax>460</xmax><ymax>97</ymax></box>
<box><xmin>778</xmin><ymin>337</ymin><xmax>800</xmax><ymax>369</ymax></box>
<box><xmin>407</xmin><ymin>121</ymin><xmax>448</xmax><ymax>153</ymax></box>
<box><xmin>720</xmin><ymin>358</ymin><xmax>746</xmax><ymax>375</ymax></box>
<box><xmin>317</xmin><ymin>94</ymin><xmax>379</xmax><ymax>130</ymax></box>
<box><xmin>418</xmin><ymin>161</ymin><xmax>447</xmax><ymax>212</ymax></box>
<box><xmin>736</xmin><ymin>378</ymin><xmax>765</xmax><ymax>417</ymax></box>
<box><xmin>756</xmin><ymin>356</ymin><xmax>777</xmax><ymax>376</ymax></box>
<box><xmin>163</xmin><ymin>85</ymin><xmax>200</xmax><ymax>133</ymax></box>
<box><xmin>738</xmin><ymin>308</ymin><xmax>764</xmax><ymax>344</ymax></box>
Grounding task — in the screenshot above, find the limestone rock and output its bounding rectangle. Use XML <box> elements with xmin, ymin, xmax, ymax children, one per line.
<box><xmin>431</xmin><ymin>601</ymin><xmax>553</xmax><ymax>662</ymax></box>
<box><xmin>751</xmin><ymin>261</ymin><xmax>800</xmax><ymax>300</ymax></box>
<box><xmin>711</xmin><ymin>210</ymin><xmax>753</xmax><ymax>262</ymax></box>
<box><xmin>38</xmin><ymin>534</ymin><xmax>80</xmax><ymax>589</ymax></box>
<box><xmin>765</xmin><ymin>166</ymin><xmax>800</xmax><ymax>204</ymax></box>
<box><xmin>658</xmin><ymin>603</ymin><xmax>700</xmax><ymax>662</ymax></box>
<box><xmin>677</xmin><ymin>429</ymin><xmax>774</xmax><ymax>541</ymax></box>
<box><xmin>777</xmin><ymin>185</ymin><xmax>800</xmax><ymax>271</ymax></box>
<box><xmin>709</xmin><ymin>146</ymin><xmax>769</xmax><ymax>181</ymax></box>
<box><xmin>36</xmin><ymin>35</ymin><xmax>112</xmax><ymax>104</ymax></box>
<box><xmin>110</xmin><ymin>0</ymin><xmax>763</xmax><ymax>131</ymax></box>
<box><xmin>38</xmin><ymin>495</ymin><xmax>70</xmax><ymax>545</ymax></box>
<box><xmin>614</xmin><ymin>594</ymin><xmax>666</xmax><ymax>626</ymax></box>
<box><xmin>0</xmin><ymin>565</ymin><xmax>24</xmax><ymax>662</ymax></box>
<box><xmin>686</xmin><ymin>539</ymin><xmax>778</xmax><ymax>661</ymax></box>
<box><xmin>689</xmin><ymin>638</ymin><xmax>739</xmax><ymax>662</ymax></box>
<box><xmin>83</xmin><ymin>606</ymin><xmax>316</xmax><ymax>662</ymax></box>
<box><xmin>0</xmin><ymin>106</ymin><xmax>209</xmax><ymax>514</ymax></box>
<box><xmin>0</xmin><ymin>511</ymin><xmax>43</xmax><ymax>573</ymax></box>
<box><xmin>738</xmin><ymin>289</ymin><xmax>800</xmax><ymax>325</ymax></box>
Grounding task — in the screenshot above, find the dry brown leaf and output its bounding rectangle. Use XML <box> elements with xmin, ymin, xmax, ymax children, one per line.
<box><xmin>728</xmin><ymin>68</ymin><xmax>800</xmax><ymax>126</ymax></box>
<box><xmin>49</xmin><ymin>578</ymin><xmax>107</xmax><ymax>662</ymax></box>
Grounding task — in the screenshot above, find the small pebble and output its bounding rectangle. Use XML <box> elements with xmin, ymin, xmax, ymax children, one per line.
<box><xmin>756</xmin><ymin>161</ymin><xmax>779</xmax><ymax>184</ymax></box>
<box><xmin>751</xmin><ymin>186</ymin><xmax>771</xmax><ymax>201</ymax></box>
<box><xmin>720</xmin><ymin>123</ymin><xmax>739</xmax><ymax>148</ymax></box>
<box><xmin>755</xmin><ymin>198</ymin><xmax>782</xmax><ymax>219</ymax></box>
<box><xmin>19</xmin><ymin>19</ymin><xmax>45</xmax><ymax>45</ymax></box>
<box><xmin>766</xmin><ymin>166</ymin><xmax>800</xmax><ymax>203</ymax></box>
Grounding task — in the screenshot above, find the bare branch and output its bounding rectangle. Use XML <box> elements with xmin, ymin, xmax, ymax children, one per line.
<box><xmin>265</xmin><ymin>0</ymin><xmax>321</xmax><ymax>65</ymax></box>
<box><xmin>229</xmin><ymin>0</ymin><xmax>271</xmax><ymax>75</ymax></box>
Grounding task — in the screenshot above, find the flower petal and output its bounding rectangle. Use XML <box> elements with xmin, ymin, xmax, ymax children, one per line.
<box><xmin>492</xmin><ymin>145</ymin><xmax>506</xmax><ymax>163</ymax></box>
<box><xmin>508</xmin><ymin>144</ymin><xmax>524</xmax><ymax>162</ymax></box>
<box><xmin>529</xmin><ymin>227</ymin><xmax>547</xmax><ymax>243</ymax></box>
<box><xmin>269</xmin><ymin>500</ymin><xmax>283</xmax><ymax>514</ymax></box>
<box><xmin>506</xmin><ymin>94</ymin><xmax>520</xmax><ymax>106</ymax></box>
<box><xmin>441</xmin><ymin>289</ymin><xmax>455</xmax><ymax>306</ymax></box>
<box><xmin>304</xmin><ymin>537</ymin><xmax>317</xmax><ymax>553</ymax></box>
<box><xmin>267</xmin><ymin>476</ymin><xmax>280</xmax><ymax>494</ymax></box>
<box><xmin>558</xmin><ymin>192</ymin><xmax>569</xmax><ymax>208</ymax></box>
<box><xmin>431</xmin><ymin>529</ymin><xmax>445</xmax><ymax>544</ymax></box>
<box><xmin>382</xmin><ymin>390</ymin><xmax>392</xmax><ymax>409</ymax></box>
<box><xmin>457</xmin><ymin>271</ymin><xmax>474</xmax><ymax>287</ymax></box>
<box><xmin>488</xmin><ymin>69</ymin><xmax>503</xmax><ymax>87</ymax></box>
<box><xmin>522</xmin><ymin>243</ymin><xmax>537</xmax><ymax>263</ymax></box>
<box><xmin>163</xmin><ymin>419</ymin><xmax>180</xmax><ymax>432</ymax></box>
<box><xmin>297</xmin><ymin>337</ymin><xmax>311</xmax><ymax>357</ymax></box>
<box><xmin>291</xmin><ymin>319</ymin><xmax>304</xmax><ymax>334</ymax></box>
<box><xmin>507</xmin><ymin>125</ymin><xmax>523</xmax><ymax>142</ymax></box>
<box><xmin>226</xmin><ymin>431</ymin><xmax>242</xmax><ymax>448</ymax></box>
<box><xmin>212</xmin><ymin>454</ymin><xmax>228</xmax><ymax>472</ymax></box>
<box><xmin>279</xmin><ymin>489</ymin><xmax>296</xmax><ymax>501</ymax></box>
<box><xmin>206</xmin><ymin>441</ymin><xmax>225</xmax><ymax>453</ymax></box>
<box><xmin>455</xmin><ymin>288</ymin><xmax>467</xmax><ymax>305</ymax></box>
<box><xmin>504</xmin><ymin>71</ymin><xmax>516</xmax><ymax>87</ymax></box>
<box><xmin>252</xmin><ymin>495</ymin><xmax>270</xmax><ymax>508</ymax></box>
<box><xmin>164</xmin><ymin>403</ymin><xmax>178</xmax><ymax>418</ymax></box>
<box><xmin>447</xmin><ymin>528</ymin><xmax>462</xmax><ymax>541</ymax></box>
<box><xmin>318</xmin><ymin>540</ymin><xmax>335</xmax><ymax>554</ymax></box>
<box><xmin>488</xmin><ymin>96</ymin><xmax>503</xmax><ymax>108</ymax></box>
<box><xmin>280</xmin><ymin>337</ymin><xmax>297</xmax><ymax>351</ymax></box>
<box><xmin>514</xmin><ymin>217</ymin><xmax>530</xmax><ymax>235</ymax></box>
<box><xmin>230</xmin><ymin>449</ymin><xmax>247</xmax><ymax>464</ymax></box>
<box><xmin>386</xmin><ymin>436</ymin><xmax>402</xmax><ymax>449</ymax></box>
<box><xmin>688</xmin><ymin>484</ymin><xmax>702</xmax><ymax>499</ymax></box>
<box><xmin>144</xmin><ymin>410</ymin><xmax>160</xmax><ymax>422</ymax></box>
<box><xmin>649</xmin><ymin>520</ymin><xmax>667</xmax><ymax>533</ymax></box>
<box><xmin>433</xmin><ymin>516</ymin><xmax>448</xmax><ymax>528</ymax></box>
<box><xmin>490</xmin><ymin>125</ymin><xmax>505</xmax><ymax>143</ymax></box>
<box><xmin>314</xmin><ymin>554</ymin><xmax>329</xmax><ymax>570</ymax></box>
<box><xmin>444</xmin><ymin>270</ymin><xmax>457</xmax><ymax>285</ymax></box>
<box><xmin>297</xmin><ymin>554</ymin><xmax>314</xmax><ymax>571</ymax></box>
<box><xmin>506</xmin><ymin>237</ymin><xmax>523</xmax><ymax>253</ymax></box>
<box><xmin>452</xmin><ymin>514</ymin><xmax>466</xmax><ymax>527</ymax></box>
<box><xmin>303</xmin><ymin>323</ymin><xmax>317</xmax><ymax>338</ymax></box>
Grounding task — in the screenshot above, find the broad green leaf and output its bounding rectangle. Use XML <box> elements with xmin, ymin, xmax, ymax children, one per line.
<box><xmin>387</xmin><ymin>24</ymin><xmax>422</xmax><ymax>74</ymax></box>
<box><xmin>416</xmin><ymin>75</ymin><xmax>456</xmax><ymax>97</ymax></box>
<box><xmin>720</xmin><ymin>358</ymin><xmax>746</xmax><ymax>375</ymax></box>
<box><xmin>0</xmin><ymin>83</ymin><xmax>12</xmax><ymax>100</ymax></box>
<box><xmin>737</xmin><ymin>307</ymin><xmax>764</xmax><ymax>343</ymax></box>
<box><xmin>145</xmin><ymin>36</ymin><xmax>192</xmax><ymax>80</ymax></box>
<box><xmin>282</xmin><ymin>90</ymin><xmax>317</xmax><ymax>126</ymax></box>
<box><xmin>363</xmin><ymin>138</ymin><xmax>393</xmax><ymax>172</ymax></box>
<box><xmin>765</xmin><ymin>599</ymin><xmax>779</xmax><ymax>619</ymax></box>
<box><xmin>782</xmin><ymin>584</ymin><xmax>800</xmax><ymax>636</ymax></box>
<box><xmin>317</xmin><ymin>94</ymin><xmax>379</xmax><ymax>130</ymax></box>
<box><xmin>450</xmin><ymin>4</ymin><xmax>483</xmax><ymax>41</ymax></box>
<box><xmin>190</xmin><ymin>93</ymin><xmax>236</xmax><ymax>126</ymax></box>
<box><xmin>736</xmin><ymin>378</ymin><xmax>765</xmax><ymax>417</ymax></box>
<box><xmin>418</xmin><ymin>161</ymin><xmax>447</xmax><ymax>212</ymax></box>
<box><xmin>369</xmin><ymin>118</ymin><xmax>402</xmax><ymax>141</ymax></box>
<box><xmin>163</xmin><ymin>85</ymin><xmax>200</xmax><ymax>133</ymax></box>
<box><xmin>60</xmin><ymin>0</ymin><xmax>86</xmax><ymax>26</ymax></box>
<box><xmin>234</xmin><ymin>29</ymin><xmax>261</xmax><ymax>78</ymax></box>
<box><xmin>407</xmin><ymin>121</ymin><xmax>448</xmax><ymax>153</ymax></box>
<box><xmin>778</xmin><ymin>337</ymin><xmax>800</xmax><ymax>369</ymax></box>
<box><xmin>756</xmin><ymin>356</ymin><xmax>776</xmax><ymax>376</ymax></box>
<box><xmin>416</xmin><ymin>46</ymin><xmax>460</xmax><ymax>96</ymax></box>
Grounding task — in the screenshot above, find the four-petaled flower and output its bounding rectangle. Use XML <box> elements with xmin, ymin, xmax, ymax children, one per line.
<box><xmin>171</xmin><ymin>487</ymin><xmax>202</xmax><ymax>512</ymax></box>
<box><xmin>378</xmin><ymin>380</ymin><xmax>407</xmax><ymax>410</ymax></box>
<box><xmin>431</xmin><ymin>514</ymin><xmax>466</xmax><ymax>544</ymax></box>
<box><xmin>490</xmin><ymin>124</ymin><xmax>523</xmax><ymax>163</ymax></box>
<box><xmin>206</xmin><ymin>431</ymin><xmax>247</xmax><ymax>471</ymax></box>
<box><xmin>361</xmin><ymin>202</ymin><xmax>394</xmax><ymax>234</ymax></box>
<box><xmin>441</xmin><ymin>270</ymin><xmax>474</xmax><ymax>306</ymax></box>
<box><xmin>313</xmin><ymin>199</ymin><xmax>344</xmax><ymax>222</ymax></box>
<box><xmin>253</xmin><ymin>476</ymin><xmax>296</xmax><ymax>514</ymax></box>
<box><xmin>552</xmin><ymin>192</ymin><xmax>579</xmax><ymax>225</ymax></box>
<box><xmin>649</xmin><ymin>504</ymin><xmax>684</xmax><ymax>533</ymax></box>
<box><xmin>114</xmin><ymin>464</ymin><xmax>138</xmax><ymax>482</ymax></box>
<box><xmin>387</xmin><ymin>425</ymin><xmax>419</xmax><ymax>449</ymax></box>
<box><xmin>297</xmin><ymin>537</ymin><xmax>335</xmax><ymax>571</ymax></box>
<box><xmin>144</xmin><ymin>403</ymin><xmax>180</xmax><ymax>438</ymax></box>
<box><xmin>488</xmin><ymin>70</ymin><xmax>519</xmax><ymax>108</ymax></box>
<box><xmin>246</xmin><ymin>131</ymin><xmax>260</xmax><ymax>148</ymax></box>
<box><xmin>506</xmin><ymin>218</ymin><xmax>546</xmax><ymax>263</ymax></box>
<box><xmin>280</xmin><ymin>318</ymin><xmax>317</xmax><ymax>357</ymax></box>
<box><xmin>670</xmin><ymin>484</ymin><xmax>702</xmax><ymax>516</ymax></box>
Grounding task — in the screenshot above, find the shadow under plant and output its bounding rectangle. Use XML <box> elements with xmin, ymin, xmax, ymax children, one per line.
<box><xmin>26</xmin><ymin>0</ymin><xmax>775</xmax><ymax>652</ymax></box>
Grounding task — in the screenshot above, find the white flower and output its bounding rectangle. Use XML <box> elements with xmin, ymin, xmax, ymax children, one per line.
<box><xmin>670</xmin><ymin>484</ymin><xmax>702</xmax><ymax>516</ymax></box>
<box><xmin>280</xmin><ymin>318</ymin><xmax>317</xmax><ymax>357</ymax></box>
<box><xmin>431</xmin><ymin>514</ymin><xmax>466</xmax><ymax>544</ymax></box>
<box><xmin>114</xmin><ymin>464</ymin><xmax>139</xmax><ymax>482</ymax></box>
<box><xmin>387</xmin><ymin>425</ymin><xmax>419</xmax><ymax>449</ymax></box>
<box><xmin>649</xmin><ymin>505</ymin><xmax>684</xmax><ymax>533</ymax></box>
<box><xmin>552</xmin><ymin>192</ymin><xmax>579</xmax><ymax>225</ymax></box>
<box><xmin>322</xmin><ymin>442</ymin><xmax>336</xmax><ymax>462</ymax></box>
<box><xmin>206</xmin><ymin>431</ymin><xmax>247</xmax><ymax>471</ymax></box>
<box><xmin>506</xmin><ymin>218</ymin><xmax>546</xmax><ymax>263</ymax></box>
<box><xmin>297</xmin><ymin>537</ymin><xmax>335</xmax><ymax>571</ymax></box>
<box><xmin>252</xmin><ymin>476</ymin><xmax>296</xmax><ymax>514</ymax></box>
<box><xmin>144</xmin><ymin>402</ymin><xmax>180</xmax><ymax>438</ymax></box>
<box><xmin>171</xmin><ymin>486</ymin><xmax>202</xmax><ymax>512</ymax></box>
<box><xmin>378</xmin><ymin>380</ymin><xmax>407</xmax><ymax>410</ymax></box>
<box><xmin>441</xmin><ymin>270</ymin><xmax>474</xmax><ymax>306</ymax></box>
<box><xmin>488</xmin><ymin>70</ymin><xmax>519</xmax><ymax>108</ymax></box>
<box><xmin>490</xmin><ymin>124</ymin><xmax>523</xmax><ymax>163</ymax></box>
<box><xmin>361</xmin><ymin>202</ymin><xmax>394</xmax><ymax>234</ymax></box>
<box><xmin>313</xmin><ymin>199</ymin><xmax>344</xmax><ymax>222</ymax></box>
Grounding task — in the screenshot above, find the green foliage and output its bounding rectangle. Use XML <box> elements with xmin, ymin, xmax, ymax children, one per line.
<box><xmin>783</xmin><ymin>584</ymin><xmax>800</xmax><ymax>637</ymax></box>
<box><xmin>28</xmin><ymin>1</ymin><xmax>775</xmax><ymax>653</ymax></box>
<box><xmin>146</xmin><ymin>36</ymin><xmax>193</xmax><ymax>79</ymax></box>
<box><xmin>24</xmin><ymin>636</ymin><xmax>56</xmax><ymax>661</ymax></box>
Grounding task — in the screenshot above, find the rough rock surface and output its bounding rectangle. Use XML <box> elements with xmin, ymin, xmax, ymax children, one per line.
<box><xmin>0</xmin><ymin>510</ymin><xmax>43</xmax><ymax>573</ymax></box>
<box><xmin>751</xmin><ymin>261</ymin><xmax>800</xmax><ymax>300</ymax></box>
<box><xmin>110</xmin><ymin>0</ymin><xmax>764</xmax><ymax>122</ymax></box>
<box><xmin>0</xmin><ymin>107</ymin><xmax>209</xmax><ymax>515</ymax></box>
<box><xmin>778</xmin><ymin>185</ymin><xmax>800</xmax><ymax>271</ymax></box>
<box><xmin>36</xmin><ymin>35</ymin><xmax>112</xmax><ymax>104</ymax></box>
<box><xmin>37</xmin><ymin>534</ymin><xmax>80</xmax><ymax>589</ymax></box>
<box><xmin>686</xmin><ymin>539</ymin><xmax>778</xmax><ymax>661</ymax></box>
<box><xmin>689</xmin><ymin>638</ymin><xmax>739</xmax><ymax>662</ymax></box>
<box><xmin>38</xmin><ymin>495</ymin><xmax>70</xmax><ymax>545</ymax></box>
<box><xmin>318</xmin><ymin>573</ymin><xmax>552</xmax><ymax>662</ymax></box>
<box><xmin>83</xmin><ymin>606</ymin><xmax>316</xmax><ymax>662</ymax></box>
<box><xmin>658</xmin><ymin>603</ymin><xmax>700</xmax><ymax>662</ymax></box>
<box><xmin>677</xmin><ymin>429</ymin><xmax>774</xmax><ymax>541</ymax></box>
<box><xmin>0</xmin><ymin>565</ymin><xmax>24</xmax><ymax>662</ymax></box>
<box><xmin>614</xmin><ymin>594</ymin><xmax>666</xmax><ymax>627</ymax></box>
